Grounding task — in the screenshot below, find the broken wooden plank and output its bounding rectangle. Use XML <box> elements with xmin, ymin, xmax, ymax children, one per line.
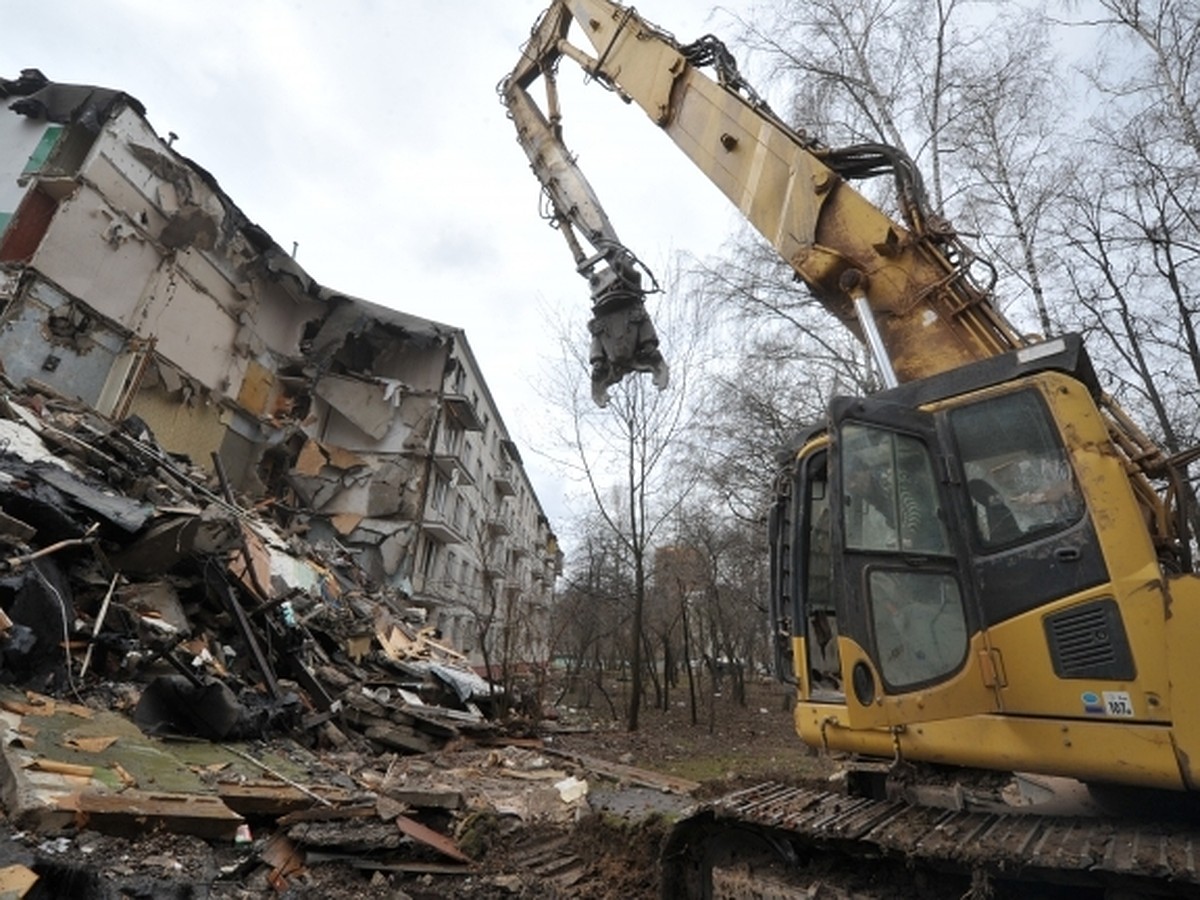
<box><xmin>0</xmin><ymin>863</ymin><xmax>38</xmax><ymax>897</ymax></box>
<box><xmin>216</xmin><ymin>781</ymin><xmax>360</xmax><ymax>817</ymax></box>
<box><xmin>302</xmin><ymin>851</ymin><xmax>470</xmax><ymax>875</ymax></box>
<box><xmin>287</xmin><ymin>657</ymin><xmax>336</xmax><ymax>712</ymax></box>
<box><xmin>467</xmin><ymin>734</ymin><xmax>544</xmax><ymax>750</ymax></box>
<box><xmin>396</xmin><ymin>814</ymin><xmax>472</xmax><ymax>864</ymax></box>
<box><xmin>343</xmin><ymin>691</ymin><xmax>390</xmax><ymax>719</ymax></box>
<box><xmin>22</xmin><ymin>693</ymin><xmax>93</xmax><ymax>718</ymax></box>
<box><xmin>0</xmin><ymin>510</ymin><xmax>35</xmax><ymax>543</ymax></box>
<box><xmin>364</xmin><ymin>724</ymin><xmax>444</xmax><ymax>755</ymax></box>
<box><xmin>261</xmin><ymin>832</ymin><xmax>306</xmax><ymax>891</ymax></box>
<box><xmin>276</xmin><ymin>805</ymin><xmax>377</xmax><ymax>827</ymax></box>
<box><xmin>220</xmin><ymin>745</ymin><xmax>332</xmax><ymax>808</ymax></box>
<box><xmin>541</xmin><ymin>748</ymin><xmax>700</xmax><ymax>795</ymax></box>
<box><xmin>62</xmin><ymin>735</ymin><xmax>118</xmax><ymax>754</ymax></box>
<box><xmin>341</xmin><ymin>859</ymin><xmax>473</xmax><ymax>876</ymax></box>
<box><xmin>341</xmin><ymin>708</ymin><xmax>397</xmax><ymax>736</ymax></box>
<box><xmin>284</xmin><ymin>818</ymin><xmax>403</xmax><ymax>851</ymax></box>
<box><xmin>68</xmin><ymin>790</ymin><xmax>244</xmax><ymax>840</ymax></box>
<box><xmin>208</xmin><ymin>569</ymin><xmax>280</xmax><ymax>699</ymax></box>
<box><xmin>78</xmin><ymin>573</ymin><xmax>119</xmax><ymax>678</ymax></box>
<box><xmin>4</xmin><ymin>524</ymin><xmax>99</xmax><ymax>570</ymax></box>
<box><xmin>381</xmin><ymin>788</ymin><xmax>463</xmax><ymax>811</ymax></box>
<box><xmin>374</xmin><ymin>794</ymin><xmax>407</xmax><ymax>822</ymax></box>
<box><xmin>377</xmin><ymin>625</ymin><xmax>416</xmax><ymax>661</ymax></box>
<box><xmin>392</xmin><ymin>706</ymin><xmax>463</xmax><ymax>736</ymax></box>
<box><xmin>25</xmin><ymin>759</ymin><xmax>94</xmax><ymax>779</ymax></box>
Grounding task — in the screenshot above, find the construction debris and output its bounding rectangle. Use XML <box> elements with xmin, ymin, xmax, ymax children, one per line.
<box><xmin>0</xmin><ymin>381</ymin><xmax>497</xmax><ymax>744</ymax></box>
<box><xmin>0</xmin><ymin>65</ymin><xmax>682</xmax><ymax>899</ymax></box>
<box><xmin>0</xmin><ymin>379</ymin><xmax>689</xmax><ymax>896</ymax></box>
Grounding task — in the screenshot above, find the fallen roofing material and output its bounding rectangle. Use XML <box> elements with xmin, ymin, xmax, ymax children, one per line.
<box><xmin>0</xmin><ymin>378</ymin><xmax>503</xmax><ymax>777</ymax></box>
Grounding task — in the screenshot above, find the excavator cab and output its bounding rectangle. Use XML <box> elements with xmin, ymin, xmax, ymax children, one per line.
<box><xmin>777</xmin><ymin>337</ymin><xmax>1188</xmax><ymax>782</ymax></box>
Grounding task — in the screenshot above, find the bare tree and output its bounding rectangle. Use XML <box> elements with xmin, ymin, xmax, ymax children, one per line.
<box><xmin>1051</xmin><ymin>1</ymin><xmax>1200</xmax><ymax>453</ymax></box>
<box><xmin>939</xmin><ymin>10</ymin><xmax>1072</xmax><ymax>337</ymax></box>
<box><xmin>673</xmin><ymin>232</ymin><xmax>870</xmax><ymax>525</ymax></box>
<box><xmin>540</xmin><ymin>270</ymin><xmax>709</xmax><ymax>730</ymax></box>
<box><xmin>547</xmin><ymin>516</ymin><xmax>629</xmax><ymax>719</ymax></box>
<box><xmin>666</xmin><ymin>502</ymin><xmax>771</xmax><ymax>726</ymax></box>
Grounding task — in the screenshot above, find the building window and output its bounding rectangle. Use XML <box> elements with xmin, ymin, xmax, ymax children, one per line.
<box><xmin>421</xmin><ymin>539</ymin><xmax>441</xmax><ymax>580</ymax></box>
<box><xmin>430</xmin><ymin>473</ymin><xmax>449</xmax><ymax>513</ymax></box>
<box><xmin>453</xmin><ymin>494</ymin><xmax>466</xmax><ymax>532</ymax></box>
<box><xmin>444</xmin><ymin>421</ymin><xmax>464</xmax><ymax>455</ymax></box>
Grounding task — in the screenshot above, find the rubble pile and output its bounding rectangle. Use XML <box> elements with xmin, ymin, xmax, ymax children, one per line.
<box><xmin>0</xmin><ymin>378</ymin><xmax>498</xmax><ymax>742</ymax></box>
<box><xmin>0</xmin><ymin>378</ymin><xmax>576</xmax><ymax>895</ymax></box>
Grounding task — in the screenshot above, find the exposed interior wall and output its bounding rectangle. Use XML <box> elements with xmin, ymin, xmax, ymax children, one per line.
<box><xmin>0</xmin><ymin>277</ymin><xmax>123</xmax><ymax>406</ymax></box>
<box><xmin>0</xmin><ymin>186</ymin><xmax>57</xmax><ymax>262</ymax></box>
<box><xmin>30</xmin><ymin>178</ymin><xmax>246</xmax><ymax>395</ymax></box>
<box><xmin>125</xmin><ymin>370</ymin><xmax>228</xmax><ymax>469</ymax></box>
<box><xmin>0</xmin><ymin>115</ymin><xmax>55</xmax><ymax>225</ymax></box>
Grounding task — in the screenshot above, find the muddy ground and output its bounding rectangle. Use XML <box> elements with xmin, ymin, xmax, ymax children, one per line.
<box><xmin>2</xmin><ymin>679</ymin><xmax>825</xmax><ymax>899</ymax></box>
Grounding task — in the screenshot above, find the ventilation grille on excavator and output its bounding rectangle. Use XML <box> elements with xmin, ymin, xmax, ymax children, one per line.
<box><xmin>1043</xmin><ymin>598</ymin><xmax>1135</xmax><ymax>681</ymax></box>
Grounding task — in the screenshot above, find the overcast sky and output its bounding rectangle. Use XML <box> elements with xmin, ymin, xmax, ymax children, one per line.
<box><xmin>6</xmin><ymin>0</ymin><xmax>762</xmax><ymax>539</ymax></box>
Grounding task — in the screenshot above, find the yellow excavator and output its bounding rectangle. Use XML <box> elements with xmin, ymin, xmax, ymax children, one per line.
<box><xmin>504</xmin><ymin>2</ymin><xmax>1200</xmax><ymax>896</ymax></box>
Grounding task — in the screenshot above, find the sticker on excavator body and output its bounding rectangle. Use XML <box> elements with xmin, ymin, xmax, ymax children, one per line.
<box><xmin>1102</xmin><ymin>690</ymin><xmax>1134</xmax><ymax>717</ymax></box>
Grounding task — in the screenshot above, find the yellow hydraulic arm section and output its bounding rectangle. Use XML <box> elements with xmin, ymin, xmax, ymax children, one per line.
<box><xmin>502</xmin><ymin>0</ymin><xmax>1179</xmax><ymax>555</ymax></box>
<box><xmin>502</xmin><ymin>0</ymin><xmax>1024</xmax><ymax>387</ymax></box>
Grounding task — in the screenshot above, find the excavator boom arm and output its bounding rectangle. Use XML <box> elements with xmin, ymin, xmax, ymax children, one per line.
<box><xmin>503</xmin><ymin>0</ymin><xmax>1176</xmax><ymax>544</ymax></box>
<box><xmin>504</xmin><ymin>3</ymin><xmax>671</xmax><ymax>406</ymax></box>
<box><xmin>502</xmin><ymin>0</ymin><xmax>1024</xmax><ymax>392</ymax></box>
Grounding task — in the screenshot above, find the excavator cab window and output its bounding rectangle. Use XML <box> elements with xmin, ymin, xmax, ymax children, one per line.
<box><xmin>770</xmin><ymin>443</ymin><xmax>845</xmax><ymax>699</ymax></box>
<box><xmin>949</xmin><ymin>390</ymin><xmax>1086</xmax><ymax>552</ymax></box>
<box><xmin>841</xmin><ymin>425</ymin><xmax>952</xmax><ymax>556</ymax></box>
<box><xmin>868</xmin><ymin>569</ymin><xmax>967</xmax><ymax>689</ymax></box>
<box><xmin>839</xmin><ymin>424</ymin><xmax>968</xmax><ymax>690</ymax></box>
<box><xmin>801</xmin><ymin>451</ymin><xmax>842</xmax><ymax>700</ymax></box>
<box><xmin>942</xmin><ymin>385</ymin><xmax>1107</xmax><ymax>628</ymax></box>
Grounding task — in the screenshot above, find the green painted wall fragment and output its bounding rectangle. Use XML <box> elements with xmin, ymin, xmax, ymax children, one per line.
<box><xmin>21</xmin><ymin>125</ymin><xmax>63</xmax><ymax>174</ymax></box>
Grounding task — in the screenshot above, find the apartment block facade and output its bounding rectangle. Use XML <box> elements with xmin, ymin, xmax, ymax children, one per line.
<box><xmin>0</xmin><ymin>69</ymin><xmax>559</xmax><ymax>662</ymax></box>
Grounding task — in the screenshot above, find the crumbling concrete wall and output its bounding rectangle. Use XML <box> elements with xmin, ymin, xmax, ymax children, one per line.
<box><xmin>0</xmin><ymin>71</ymin><xmax>558</xmax><ymax>651</ymax></box>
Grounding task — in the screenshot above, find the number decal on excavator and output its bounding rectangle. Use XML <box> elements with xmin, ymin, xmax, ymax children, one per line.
<box><xmin>1083</xmin><ymin>690</ymin><xmax>1134</xmax><ymax>717</ymax></box>
<box><xmin>1103</xmin><ymin>691</ymin><xmax>1135</xmax><ymax>717</ymax></box>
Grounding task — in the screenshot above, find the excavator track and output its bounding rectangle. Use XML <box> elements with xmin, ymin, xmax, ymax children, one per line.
<box><xmin>661</xmin><ymin>782</ymin><xmax>1200</xmax><ymax>898</ymax></box>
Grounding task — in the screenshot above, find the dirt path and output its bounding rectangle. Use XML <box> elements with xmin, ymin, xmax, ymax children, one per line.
<box><xmin>545</xmin><ymin>679</ymin><xmax>824</xmax><ymax>788</ymax></box>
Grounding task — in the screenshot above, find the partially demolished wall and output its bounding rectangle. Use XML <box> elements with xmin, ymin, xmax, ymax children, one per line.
<box><xmin>0</xmin><ymin>66</ymin><xmax>584</xmax><ymax>900</ymax></box>
<box><xmin>0</xmin><ymin>69</ymin><xmax>559</xmax><ymax>648</ymax></box>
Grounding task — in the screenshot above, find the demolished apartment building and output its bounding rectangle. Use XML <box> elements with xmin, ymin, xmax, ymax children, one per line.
<box><xmin>0</xmin><ymin>69</ymin><xmax>560</xmax><ymax>664</ymax></box>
